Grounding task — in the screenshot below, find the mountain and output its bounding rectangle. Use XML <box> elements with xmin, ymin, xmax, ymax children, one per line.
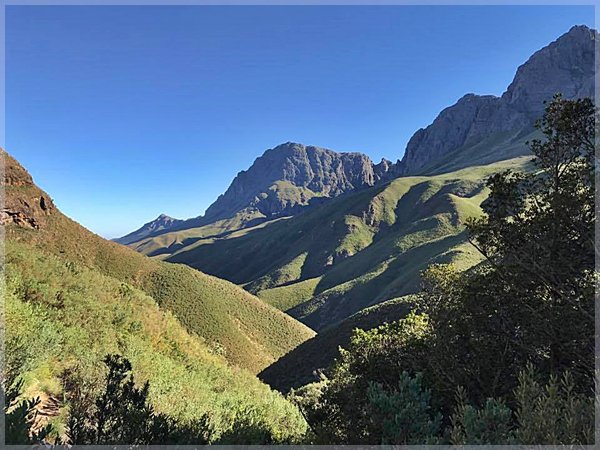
<box><xmin>114</xmin><ymin>213</ymin><xmax>183</xmax><ymax>245</ymax></box>
<box><xmin>395</xmin><ymin>24</ymin><xmax>597</xmax><ymax>175</ymax></box>
<box><xmin>2</xmin><ymin>148</ymin><xmax>314</xmax><ymax>374</ymax></box>
<box><xmin>166</xmin><ymin>157</ymin><xmax>531</xmax><ymax>331</ymax></box>
<box><xmin>3</xmin><ymin>148</ymin><xmax>314</xmax><ymax>441</ymax></box>
<box><xmin>106</xmin><ymin>25</ymin><xmax>596</xmax><ymax>393</ymax></box>
<box><xmin>118</xmin><ymin>25</ymin><xmax>596</xmax><ymax>250</ymax></box>
<box><xmin>203</xmin><ymin>142</ymin><xmax>398</xmax><ymax>222</ymax></box>
<box><xmin>115</xmin><ymin>143</ymin><xmax>399</xmax><ymax>245</ymax></box>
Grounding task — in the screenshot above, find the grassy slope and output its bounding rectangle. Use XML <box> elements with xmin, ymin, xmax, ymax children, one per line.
<box><xmin>4</xmin><ymin>240</ymin><xmax>307</xmax><ymax>442</ymax></box>
<box><xmin>418</xmin><ymin>128</ymin><xmax>539</xmax><ymax>176</ymax></box>
<box><xmin>3</xmin><ymin>150</ymin><xmax>314</xmax><ymax>374</ymax></box>
<box><xmin>128</xmin><ymin>180</ymin><xmax>324</xmax><ymax>259</ymax></box>
<box><xmin>258</xmin><ymin>295</ymin><xmax>416</xmax><ymax>392</ymax></box>
<box><xmin>166</xmin><ymin>157</ymin><xmax>531</xmax><ymax>330</ymax></box>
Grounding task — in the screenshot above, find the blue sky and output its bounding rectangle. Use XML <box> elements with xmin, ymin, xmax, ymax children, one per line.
<box><xmin>6</xmin><ymin>5</ymin><xmax>594</xmax><ymax>238</ymax></box>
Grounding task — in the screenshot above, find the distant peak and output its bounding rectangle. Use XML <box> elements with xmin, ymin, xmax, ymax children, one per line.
<box><xmin>567</xmin><ymin>24</ymin><xmax>593</xmax><ymax>33</ymax></box>
<box><xmin>157</xmin><ymin>213</ymin><xmax>173</xmax><ymax>220</ymax></box>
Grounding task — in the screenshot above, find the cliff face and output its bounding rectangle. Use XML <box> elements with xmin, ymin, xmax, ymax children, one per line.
<box><xmin>203</xmin><ymin>142</ymin><xmax>395</xmax><ymax>222</ymax></box>
<box><xmin>396</xmin><ymin>25</ymin><xmax>597</xmax><ymax>175</ymax></box>
<box><xmin>1</xmin><ymin>148</ymin><xmax>56</xmax><ymax>229</ymax></box>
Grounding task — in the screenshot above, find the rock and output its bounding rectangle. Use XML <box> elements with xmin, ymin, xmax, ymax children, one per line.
<box><xmin>203</xmin><ymin>142</ymin><xmax>391</xmax><ymax>222</ymax></box>
<box><xmin>1</xmin><ymin>148</ymin><xmax>55</xmax><ymax>229</ymax></box>
<box><xmin>395</xmin><ymin>25</ymin><xmax>597</xmax><ymax>175</ymax></box>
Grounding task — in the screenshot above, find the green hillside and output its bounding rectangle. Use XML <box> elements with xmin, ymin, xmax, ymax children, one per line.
<box><xmin>4</xmin><ymin>241</ymin><xmax>308</xmax><ymax>443</ymax></box>
<box><xmin>165</xmin><ymin>157</ymin><xmax>532</xmax><ymax>330</ymax></box>
<box><xmin>259</xmin><ymin>295</ymin><xmax>416</xmax><ymax>392</ymax></box>
<box><xmin>2</xmin><ymin>149</ymin><xmax>315</xmax><ymax>375</ymax></box>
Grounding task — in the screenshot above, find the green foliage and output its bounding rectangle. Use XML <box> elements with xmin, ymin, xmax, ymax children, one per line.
<box><xmin>64</xmin><ymin>354</ymin><xmax>209</xmax><ymax>445</ymax></box>
<box><xmin>260</xmin><ymin>295</ymin><xmax>415</xmax><ymax>392</ymax></box>
<box><xmin>367</xmin><ymin>373</ymin><xmax>442</xmax><ymax>444</ymax></box>
<box><xmin>293</xmin><ymin>96</ymin><xmax>596</xmax><ymax>445</ymax></box>
<box><xmin>514</xmin><ymin>364</ymin><xmax>594</xmax><ymax>444</ymax></box>
<box><xmin>7</xmin><ymin>204</ymin><xmax>314</xmax><ymax>374</ymax></box>
<box><xmin>292</xmin><ymin>312</ymin><xmax>430</xmax><ymax>444</ymax></box>
<box><xmin>4</xmin><ymin>241</ymin><xmax>309</xmax><ymax>444</ymax></box>
<box><xmin>449</xmin><ymin>387</ymin><xmax>515</xmax><ymax>445</ymax></box>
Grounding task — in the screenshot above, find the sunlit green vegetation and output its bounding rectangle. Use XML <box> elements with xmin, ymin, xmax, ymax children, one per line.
<box><xmin>7</xmin><ymin>208</ymin><xmax>314</xmax><ymax>373</ymax></box>
<box><xmin>4</xmin><ymin>240</ymin><xmax>308</xmax><ymax>444</ymax></box>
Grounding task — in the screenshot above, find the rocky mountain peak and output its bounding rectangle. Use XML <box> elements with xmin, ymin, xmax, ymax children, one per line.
<box><xmin>113</xmin><ymin>213</ymin><xmax>183</xmax><ymax>245</ymax></box>
<box><xmin>202</xmin><ymin>142</ymin><xmax>382</xmax><ymax>222</ymax></box>
<box><xmin>502</xmin><ymin>24</ymin><xmax>597</xmax><ymax>114</ymax></box>
<box><xmin>396</xmin><ymin>24</ymin><xmax>597</xmax><ymax>175</ymax></box>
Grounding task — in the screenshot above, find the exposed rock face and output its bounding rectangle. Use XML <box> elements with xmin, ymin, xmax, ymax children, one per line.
<box><xmin>203</xmin><ymin>142</ymin><xmax>393</xmax><ymax>222</ymax></box>
<box><xmin>1</xmin><ymin>149</ymin><xmax>56</xmax><ymax>229</ymax></box>
<box><xmin>114</xmin><ymin>213</ymin><xmax>183</xmax><ymax>245</ymax></box>
<box><xmin>396</xmin><ymin>25</ymin><xmax>597</xmax><ymax>175</ymax></box>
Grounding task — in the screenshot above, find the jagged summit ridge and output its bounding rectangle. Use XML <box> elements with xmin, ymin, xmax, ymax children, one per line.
<box><xmin>395</xmin><ymin>24</ymin><xmax>597</xmax><ymax>175</ymax></box>
<box><xmin>202</xmin><ymin>142</ymin><xmax>397</xmax><ymax>222</ymax></box>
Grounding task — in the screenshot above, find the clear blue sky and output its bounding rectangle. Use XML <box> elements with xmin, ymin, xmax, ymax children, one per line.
<box><xmin>6</xmin><ymin>5</ymin><xmax>594</xmax><ymax>238</ymax></box>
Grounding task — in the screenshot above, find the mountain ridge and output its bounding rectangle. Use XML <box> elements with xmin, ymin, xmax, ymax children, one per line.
<box><xmin>117</xmin><ymin>24</ymin><xmax>596</xmax><ymax>245</ymax></box>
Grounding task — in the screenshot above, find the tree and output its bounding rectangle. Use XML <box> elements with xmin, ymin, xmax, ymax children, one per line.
<box><xmin>64</xmin><ymin>354</ymin><xmax>210</xmax><ymax>445</ymax></box>
<box><xmin>465</xmin><ymin>94</ymin><xmax>595</xmax><ymax>392</ymax></box>
<box><xmin>367</xmin><ymin>372</ymin><xmax>442</xmax><ymax>444</ymax></box>
<box><xmin>296</xmin><ymin>95</ymin><xmax>596</xmax><ymax>445</ymax></box>
<box><xmin>292</xmin><ymin>312</ymin><xmax>431</xmax><ymax>444</ymax></box>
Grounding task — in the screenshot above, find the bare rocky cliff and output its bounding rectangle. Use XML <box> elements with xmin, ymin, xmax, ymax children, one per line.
<box><xmin>203</xmin><ymin>142</ymin><xmax>397</xmax><ymax>222</ymax></box>
<box><xmin>395</xmin><ymin>25</ymin><xmax>597</xmax><ymax>175</ymax></box>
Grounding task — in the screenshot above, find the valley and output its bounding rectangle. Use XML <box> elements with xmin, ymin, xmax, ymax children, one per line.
<box><xmin>3</xmin><ymin>22</ymin><xmax>596</xmax><ymax>445</ymax></box>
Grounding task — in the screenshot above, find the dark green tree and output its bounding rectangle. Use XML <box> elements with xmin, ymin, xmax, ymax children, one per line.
<box><xmin>64</xmin><ymin>354</ymin><xmax>210</xmax><ymax>445</ymax></box>
<box><xmin>367</xmin><ymin>372</ymin><xmax>442</xmax><ymax>444</ymax></box>
<box><xmin>3</xmin><ymin>377</ymin><xmax>52</xmax><ymax>445</ymax></box>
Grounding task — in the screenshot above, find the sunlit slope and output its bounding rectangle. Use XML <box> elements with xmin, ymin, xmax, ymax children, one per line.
<box><xmin>4</xmin><ymin>240</ymin><xmax>308</xmax><ymax>442</ymax></box>
<box><xmin>3</xmin><ymin>149</ymin><xmax>315</xmax><ymax>373</ymax></box>
<box><xmin>167</xmin><ymin>157</ymin><xmax>531</xmax><ymax>330</ymax></box>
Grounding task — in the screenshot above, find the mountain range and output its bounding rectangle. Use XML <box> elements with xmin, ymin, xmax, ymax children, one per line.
<box><xmin>113</xmin><ymin>24</ymin><xmax>596</xmax><ymax>391</ymax></box>
<box><xmin>117</xmin><ymin>25</ymin><xmax>596</xmax><ymax>246</ymax></box>
<box><xmin>4</xmin><ymin>23</ymin><xmax>596</xmax><ymax>432</ymax></box>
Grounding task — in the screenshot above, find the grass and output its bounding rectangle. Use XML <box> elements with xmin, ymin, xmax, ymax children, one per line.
<box><xmin>162</xmin><ymin>157</ymin><xmax>531</xmax><ymax>331</ymax></box>
<box><xmin>4</xmin><ymin>240</ymin><xmax>308</xmax><ymax>443</ymax></box>
<box><xmin>256</xmin><ymin>277</ymin><xmax>322</xmax><ymax>311</ymax></box>
<box><xmin>4</xmin><ymin>150</ymin><xmax>314</xmax><ymax>374</ymax></box>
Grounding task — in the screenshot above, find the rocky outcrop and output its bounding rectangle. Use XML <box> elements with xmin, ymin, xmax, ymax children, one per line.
<box><xmin>1</xmin><ymin>148</ymin><xmax>55</xmax><ymax>228</ymax></box>
<box><xmin>203</xmin><ymin>142</ymin><xmax>393</xmax><ymax>222</ymax></box>
<box><xmin>396</xmin><ymin>25</ymin><xmax>597</xmax><ymax>175</ymax></box>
